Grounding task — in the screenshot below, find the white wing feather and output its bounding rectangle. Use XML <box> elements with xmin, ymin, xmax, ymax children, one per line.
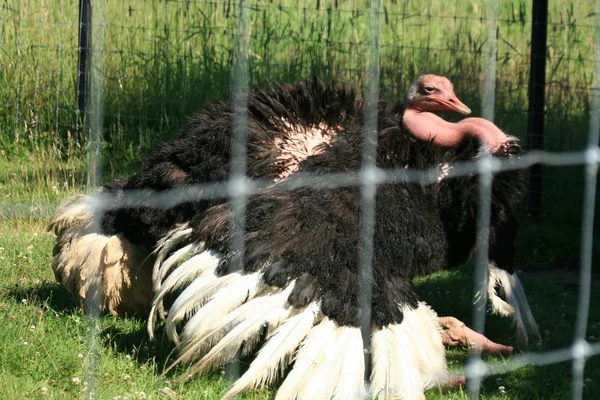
<box><xmin>223</xmin><ymin>302</ymin><xmax>321</xmax><ymax>399</ymax></box>
<box><xmin>331</xmin><ymin>327</ymin><xmax>367</xmax><ymax>400</ymax></box>
<box><xmin>274</xmin><ymin>318</ymin><xmax>337</xmax><ymax>400</ymax></box>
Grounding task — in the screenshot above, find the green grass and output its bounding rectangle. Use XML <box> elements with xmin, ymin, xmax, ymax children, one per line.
<box><xmin>1</xmin><ymin>0</ymin><xmax>599</xmax><ymax>398</ymax></box>
<box><xmin>1</xmin><ymin>218</ymin><xmax>600</xmax><ymax>399</ymax></box>
<box><xmin>0</xmin><ymin>0</ymin><xmax>596</xmax><ymax>145</ymax></box>
<box><xmin>0</xmin><ymin>221</ymin><xmax>276</xmax><ymax>399</ymax></box>
<box><xmin>414</xmin><ymin>269</ymin><xmax>600</xmax><ymax>400</ymax></box>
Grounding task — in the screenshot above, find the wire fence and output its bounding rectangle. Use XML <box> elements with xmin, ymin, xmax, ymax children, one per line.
<box><xmin>1</xmin><ymin>0</ymin><xmax>599</xmax><ymax>399</ymax></box>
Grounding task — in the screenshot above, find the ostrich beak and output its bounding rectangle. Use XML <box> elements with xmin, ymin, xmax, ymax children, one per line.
<box><xmin>431</xmin><ymin>94</ymin><xmax>472</xmax><ymax>115</ymax></box>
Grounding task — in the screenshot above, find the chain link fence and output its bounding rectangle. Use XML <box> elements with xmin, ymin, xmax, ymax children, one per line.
<box><xmin>1</xmin><ymin>0</ymin><xmax>599</xmax><ymax>398</ymax></box>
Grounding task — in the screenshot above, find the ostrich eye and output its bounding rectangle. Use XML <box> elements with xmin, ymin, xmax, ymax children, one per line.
<box><xmin>423</xmin><ymin>86</ymin><xmax>435</xmax><ymax>94</ymax></box>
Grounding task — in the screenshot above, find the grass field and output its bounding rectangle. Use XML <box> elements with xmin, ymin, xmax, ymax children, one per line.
<box><xmin>1</xmin><ymin>0</ymin><xmax>599</xmax><ymax>398</ymax></box>
<box><xmin>1</xmin><ymin>210</ymin><xmax>600</xmax><ymax>399</ymax></box>
<box><xmin>1</xmin><ymin>0</ymin><xmax>596</xmax><ymax>145</ymax></box>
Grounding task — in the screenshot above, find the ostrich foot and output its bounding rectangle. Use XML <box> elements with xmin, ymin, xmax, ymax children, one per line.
<box><xmin>438</xmin><ymin>316</ymin><xmax>513</xmax><ymax>355</ymax></box>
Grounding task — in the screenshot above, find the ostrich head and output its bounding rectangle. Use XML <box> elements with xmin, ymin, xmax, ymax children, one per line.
<box><xmin>403</xmin><ymin>74</ymin><xmax>509</xmax><ymax>151</ymax></box>
<box><xmin>406</xmin><ymin>74</ymin><xmax>471</xmax><ymax>115</ymax></box>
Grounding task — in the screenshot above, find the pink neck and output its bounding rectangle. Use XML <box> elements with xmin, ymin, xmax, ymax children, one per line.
<box><xmin>402</xmin><ymin>109</ymin><xmax>507</xmax><ymax>151</ymax></box>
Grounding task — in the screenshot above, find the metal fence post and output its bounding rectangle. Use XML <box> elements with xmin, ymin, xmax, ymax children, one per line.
<box><xmin>527</xmin><ymin>0</ymin><xmax>548</xmax><ymax>217</ymax></box>
<box><xmin>77</xmin><ymin>0</ymin><xmax>92</xmax><ymax>139</ymax></box>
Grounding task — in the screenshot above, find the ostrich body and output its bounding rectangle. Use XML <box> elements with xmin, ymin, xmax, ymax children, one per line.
<box><xmin>49</xmin><ymin>76</ymin><xmax>539</xmax><ymax>399</ymax></box>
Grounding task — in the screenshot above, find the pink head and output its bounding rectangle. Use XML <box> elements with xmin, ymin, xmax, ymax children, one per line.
<box><xmin>406</xmin><ymin>74</ymin><xmax>471</xmax><ymax>115</ymax></box>
<box><xmin>403</xmin><ymin>75</ymin><xmax>509</xmax><ymax>151</ymax></box>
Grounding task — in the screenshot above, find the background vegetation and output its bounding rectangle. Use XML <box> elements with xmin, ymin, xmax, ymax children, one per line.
<box><xmin>0</xmin><ymin>0</ymin><xmax>598</xmax><ymax>398</ymax></box>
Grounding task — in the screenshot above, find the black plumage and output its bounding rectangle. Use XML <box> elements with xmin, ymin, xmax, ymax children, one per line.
<box><xmin>190</xmin><ymin>123</ymin><xmax>525</xmax><ymax>327</ymax></box>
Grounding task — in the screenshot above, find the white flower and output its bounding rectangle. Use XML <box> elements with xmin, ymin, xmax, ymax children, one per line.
<box><xmin>41</xmin><ymin>387</ymin><xmax>47</xmax><ymax>393</ymax></box>
<box><xmin>136</xmin><ymin>392</ymin><xmax>146</xmax><ymax>399</ymax></box>
<box><xmin>30</xmin><ymin>325</ymin><xmax>36</xmax><ymax>331</ymax></box>
<box><xmin>72</xmin><ymin>377</ymin><xmax>81</xmax><ymax>385</ymax></box>
<box><xmin>23</xmin><ymin>341</ymin><xmax>28</xmax><ymax>345</ymax></box>
<box><xmin>78</xmin><ymin>353</ymin><xmax>84</xmax><ymax>359</ymax></box>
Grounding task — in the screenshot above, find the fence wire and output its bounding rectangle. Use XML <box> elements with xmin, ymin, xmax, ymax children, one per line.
<box><xmin>1</xmin><ymin>0</ymin><xmax>599</xmax><ymax>399</ymax></box>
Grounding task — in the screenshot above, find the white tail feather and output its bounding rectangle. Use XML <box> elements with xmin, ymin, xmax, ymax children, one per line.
<box><xmin>331</xmin><ymin>327</ymin><xmax>367</xmax><ymax>400</ymax></box>
<box><xmin>174</xmin><ymin>283</ymin><xmax>295</xmax><ymax>366</ymax></box>
<box><xmin>274</xmin><ymin>318</ymin><xmax>337</xmax><ymax>400</ymax></box>
<box><xmin>371</xmin><ymin>325</ymin><xmax>424</xmax><ymax>400</ymax></box>
<box><xmin>508</xmin><ymin>272</ymin><xmax>540</xmax><ymax>346</ymax></box>
<box><xmin>153</xmin><ymin>243</ymin><xmax>202</xmax><ymax>318</ymax></box>
<box><xmin>400</xmin><ymin>303</ymin><xmax>447</xmax><ymax>390</ymax></box>
<box><xmin>148</xmin><ymin>250</ymin><xmax>221</xmax><ymax>338</ymax></box>
<box><xmin>156</xmin><ymin>243</ymin><xmax>200</xmax><ymax>286</ymax></box>
<box><xmin>47</xmin><ymin>195</ymin><xmax>94</xmax><ymax>234</ymax></box>
<box><xmin>190</xmin><ymin>286</ymin><xmax>294</xmax><ymax>374</ymax></box>
<box><xmin>152</xmin><ymin>224</ymin><xmax>193</xmax><ymax>291</ymax></box>
<box><xmin>174</xmin><ymin>272</ymin><xmax>264</xmax><ymax>345</ymax></box>
<box><xmin>158</xmin><ymin>250</ymin><xmax>221</xmax><ymax>297</ymax></box>
<box><xmin>299</xmin><ymin>325</ymin><xmax>359</xmax><ymax>400</ymax></box>
<box><xmin>370</xmin><ymin>305</ymin><xmax>446</xmax><ymax>400</ymax></box>
<box><xmin>222</xmin><ymin>302</ymin><xmax>321</xmax><ymax>399</ymax></box>
<box><xmin>164</xmin><ymin>272</ymin><xmax>238</xmax><ymax>343</ymax></box>
<box><xmin>488</xmin><ymin>264</ymin><xmax>540</xmax><ymax>346</ymax></box>
<box><xmin>487</xmin><ymin>263</ymin><xmax>516</xmax><ymax>317</ymax></box>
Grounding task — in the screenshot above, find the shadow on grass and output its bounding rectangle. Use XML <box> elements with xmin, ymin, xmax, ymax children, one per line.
<box><xmin>416</xmin><ymin>263</ymin><xmax>600</xmax><ymax>399</ymax></box>
<box><xmin>4</xmin><ymin>281</ymin><xmax>179</xmax><ymax>373</ymax></box>
<box><xmin>4</xmin><ymin>280</ymin><xmax>204</xmax><ymax>378</ymax></box>
<box><xmin>5</xmin><ymin>281</ymin><xmax>79</xmax><ymax>315</ymax></box>
<box><xmin>99</xmin><ymin>319</ymin><xmax>182</xmax><ymax>376</ymax></box>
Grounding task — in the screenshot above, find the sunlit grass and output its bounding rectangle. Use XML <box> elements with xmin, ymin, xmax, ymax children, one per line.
<box><xmin>0</xmin><ymin>225</ymin><xmax>274</xmax><ymax>399</ymax></box>
<box><xmin>0</xmin><ymin>0</ymin><xmax>595</xmax><ymax>145</ymax></box>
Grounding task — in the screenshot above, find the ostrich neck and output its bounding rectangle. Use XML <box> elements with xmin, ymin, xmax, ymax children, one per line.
<box><xmin>403</xmin><ymin>109</ymin><xmax>507</xmax><ymax>150</ymax></box>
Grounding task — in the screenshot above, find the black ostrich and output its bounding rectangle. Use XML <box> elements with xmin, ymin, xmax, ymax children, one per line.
<box><xmin>49</xmin><ymin>76</ymin><xmax>539</xmax><ymax>399</ymax></box>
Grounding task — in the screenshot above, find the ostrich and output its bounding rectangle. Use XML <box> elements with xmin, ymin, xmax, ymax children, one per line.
<box><xmin>49</xmin><ymin>75</ymin><xmax>539</xmax><ymax>399</ymax></box>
